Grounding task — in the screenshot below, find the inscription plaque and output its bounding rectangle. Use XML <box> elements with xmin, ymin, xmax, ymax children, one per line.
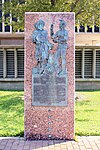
<box><xmin>32</xmin><ymin>70</ymin><xmax>67</xmax><ymax>106</ymax></box>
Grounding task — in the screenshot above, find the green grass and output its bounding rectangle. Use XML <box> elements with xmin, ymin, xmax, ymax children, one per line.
<box><xmin>0</xmin><ymin>91</ymin><xmax>24</xmax><ymax>137</ymax></box>
<box><xmin>0</xmin><ymin>90</ymin><xmax>100</xmax><ymax>137</ymax></box>
<box><xmin>75</xmin><ymin>91</ymin><xmax>100</xmax><ymax>136</ymax></box>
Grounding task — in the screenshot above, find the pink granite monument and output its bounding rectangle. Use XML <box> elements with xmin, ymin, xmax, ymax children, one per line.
<box><xmin>24</xmin><ymin>12</ymin><xmax>75</xmax><ymax>140</ymax></box>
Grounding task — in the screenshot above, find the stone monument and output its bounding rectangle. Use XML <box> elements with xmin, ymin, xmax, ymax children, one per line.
<box><xmin>24</xmin><ymin>12</ymin><xmax>75</xmax><ymax>140</ymax></box>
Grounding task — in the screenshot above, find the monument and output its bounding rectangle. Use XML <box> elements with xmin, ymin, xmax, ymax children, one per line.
<box><xmin>24</xmin><ymin>12</ymin><xmax>75</xmax><ymax>140</ymax></box>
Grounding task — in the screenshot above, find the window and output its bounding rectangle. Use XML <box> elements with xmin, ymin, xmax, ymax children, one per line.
<box><xmin>0</xmin><ymin>50</ymin><xmax>3</xmax><ymax>77</ymax></box>
<box><xmin>75</xmin><ymin>50</ymin><xmax>82</xmax><ymax>78</ymax></box>
<box><xmin>17</xmin><ymin>50</ymin><xmax>24</xmax><ymax>78</ymax></box>
<box><xmin>0</xmin><ymin>48</ymin><xmax>24</xmax><ymax>78</ymax></box>
<box><xmin>84</xmin><ymin>50</ymin><xmax>93</xmax><ymax>78</ymax></box>
<box><xmin>94</xmin><ymin>26</ymin><xmax>99</xmax><ymax>32</ymax></box>
<box><xmin>79</xmin><ymin>26</ymin><xmax>85</xmax><ymax>32</ymax></box>
<box><xmin>75</xmin><ymin>25</ymin><xmax>100</xmax><ymax>33</ymax></box>
<box><xmin>96</xmin><ymin>50</ymin><xmax>100</xmax><ymax>78</ymax></box>
<box><xmin>5</xmin><ymin>13</ymin><xmax>10</xmax><ymax>32</ymax></box>
<box><xmin>0</xmin><ymin>0</ymin><xmax>2</xmax><ymax>32</ymax></box>
<box><xmin>87</xmin><ymin>26</ymin><xmax>92</xmax><ymax>32</ymax></box>
<box><xmin>75</xmin><ymin>48</ymin><xmax>100</xmax><ymax>79</ymax></box>
<box><xmin>75</xmin><ymin>26</ymin><xmax>77</xmax><ymax>32</ymax></box>
<box><xmin>6</xmin><ymin>50</ymin><xmax>15</xmax><ymax>78</ymax></box>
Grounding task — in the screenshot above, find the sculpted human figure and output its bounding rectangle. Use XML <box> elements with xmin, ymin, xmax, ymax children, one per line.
<box><xmin>50</xmin><ymin>19</ymin><xmax>68</xmax><ymax>75</ymax></box>
<box><xmin>32</xmin><ymin>20</ymin><xmax>53</xmax><ymax>74</ymax></box>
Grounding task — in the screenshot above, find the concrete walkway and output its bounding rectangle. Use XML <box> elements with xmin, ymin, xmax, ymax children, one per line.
<box><xmin>0</xmin><ymin>136</ymin><xmax>100</xmax><ymax>150</ymax></box>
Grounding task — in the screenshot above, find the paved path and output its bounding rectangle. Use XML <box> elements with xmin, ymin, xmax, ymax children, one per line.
<box><xmin>0</xmin><ymin>136</ymin><xmax>100</xmax><ymax>150</ymax></box>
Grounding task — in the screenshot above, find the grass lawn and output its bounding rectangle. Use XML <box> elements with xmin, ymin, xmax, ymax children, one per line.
<box><xmin>75</xmin><ymin>91</ymin><xmax>100</xmax><ymax>136</ymax></box>
<box><xmin>0</xmin><ymin>90</ymin><xmax>24</xmax><ymax>137</ymax></box>
<box><xmin>0</xmin><ymin>90</ymin><xmax>100</xmax><ymax>136</ymax></box>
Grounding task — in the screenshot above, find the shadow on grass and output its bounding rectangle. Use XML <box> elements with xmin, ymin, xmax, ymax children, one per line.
<box><xmin>0</xmin><ymin>94</ymin><xmax>24</xmax><ymax>111</ymax></box>
<box><xmin>76</xmin><ymin>90</ymin><xmax>100</xmax><ymax>92</ymax></box>
<box><xmin>76</xmin><ymin>100</ymin><xmax>90</xmax><ymax>106</ymax></box>
<box><xmin>76</xmin><ymin>109</ymin><xmax>97</xmax><ymax>113</ymax></box>
<box><xmin>75</xmin><ymin>118</ymin><xmax>89</xmax><ymax>122</ymax></box>
<box><xmin>0</xmin><ymin>131</ymin><xmax>24</xmax><ymax>137</ymax></box>
<box><xmin>14</xmin><ymin>131</ymin><xmax>24</xmax><ymax>137</ymax></box>
<box><xmin>85</xmin><ymin>109</ymin><xmax>97</xmax><ymax>112</ymax></box>
<box><xmin>75</xmin><ymin>132</ymin><xmax>100</xmax><ymax>136</ymax></box>
<box><xmin>0</xmin><ymin>89</ymin><xmax>24</xmax><ymax>92</ymax></box>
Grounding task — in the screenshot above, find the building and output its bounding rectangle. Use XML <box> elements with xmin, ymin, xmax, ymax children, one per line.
<box><xmin>0</xmin><ymin>2</ymin><xmax>100</xmax><ymax>90</ymax></box>
<box><xmin>75</xmin><ymin>26</ymin><xmax>100</xmax><ymax>90</ymax></box>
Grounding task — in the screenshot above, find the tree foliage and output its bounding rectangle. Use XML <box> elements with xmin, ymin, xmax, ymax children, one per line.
<box><xmin>1</xmin><ymin>0</ymin><xmax>100</xmax><ymax>31</ymax></box>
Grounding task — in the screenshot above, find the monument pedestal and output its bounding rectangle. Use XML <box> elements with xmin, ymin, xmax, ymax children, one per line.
<box><xmin>24</xmin><ymin>12</ymin><xmax>75</xmax><ymax>140</ymax></box>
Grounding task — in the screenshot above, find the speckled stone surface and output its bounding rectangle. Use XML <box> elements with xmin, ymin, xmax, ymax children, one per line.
<box><xmin>24</xmin><ymin>12</ymin><xmax>75</xmax><ymax>140</ymax></box>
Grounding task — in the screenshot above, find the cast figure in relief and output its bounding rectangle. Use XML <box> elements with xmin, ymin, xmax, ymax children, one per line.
<box><xmin>50</xmin><ymin>19</ymin><xmax>68</xmax><ymax>75</ymax></box>
<box><xmin>32</xmin><ymin>19</ymin><xmax>53</xmax><ymax>74</ymax></box>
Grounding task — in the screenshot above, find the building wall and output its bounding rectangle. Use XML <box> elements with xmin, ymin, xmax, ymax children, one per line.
<box><xmin>1</xmin><ymin>80</ymin><xmax>100</xmax><ymax>91</ymax></box>
<box><xmin>0</xmin><ymin>33</ymin><xmax>24</xmax><ymax>90</ymax></box>
<box><xmin>76</xmin><ymin>80</ymin><xmax>100</xmax><ymax>90</ymax></box>
<box><xmin>0</xmin><ymin>81</ymin><xmax>24</xmax><ymax>90</ymax></box>
<box><xmin>0</xmin><ymin>33</ymin><xmax>100</xmax><ymax>91</ymax></box>
<box><xmin>76</xmin><ymin>33</ymin><xmax>100</xmax><ymax>46</ymax></box>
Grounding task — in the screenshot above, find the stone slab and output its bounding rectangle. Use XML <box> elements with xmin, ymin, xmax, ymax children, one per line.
<box><xmin>24</xmin><ymin>12</ymin><xmax>75</xmax><ymax>140</ymax></box>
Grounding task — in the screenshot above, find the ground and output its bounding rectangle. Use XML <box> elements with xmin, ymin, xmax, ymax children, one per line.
<box><xmin>0</xmin><ymin>90</ymin><xmax>100</xmax><ymax>137</ymax></box>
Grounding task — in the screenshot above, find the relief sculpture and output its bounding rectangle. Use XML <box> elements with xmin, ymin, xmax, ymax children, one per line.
<box><xmin>32</xmin><ymin>19</ymin><xmax>68</xmax><ymax>76</ymax></box>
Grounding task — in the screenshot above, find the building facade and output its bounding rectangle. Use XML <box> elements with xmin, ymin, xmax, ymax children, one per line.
<box><xmin>0</xmin><ymin>1</ymin><xmax>100</xmax><ymax>90</ymax></box>
<box><xmin>75</xmin><ymin>26</ymin><xmax>100</xmax><ymax>90</ymax></box>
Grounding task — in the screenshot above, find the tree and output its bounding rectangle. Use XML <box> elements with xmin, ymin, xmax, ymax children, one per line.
<box><xmin>1</xmin><ymin>0</ymin><xmax>99</xmax><ymax>31</ymax></box>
